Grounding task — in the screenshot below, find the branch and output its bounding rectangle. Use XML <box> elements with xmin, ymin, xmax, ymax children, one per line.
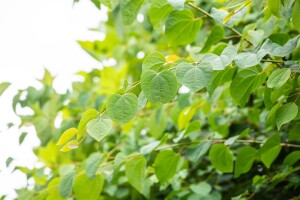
<box><xmin>156</xmin><ymin>139</ymin><xmax>300</xmax><ymax>151</ymax></box>
<box><xmin>187</xmin><ymin>2</ymin><xmax>252</xmax><ymax>45</ymax></box>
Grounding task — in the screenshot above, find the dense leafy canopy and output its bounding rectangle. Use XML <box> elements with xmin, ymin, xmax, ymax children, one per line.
<box><xmin>5</xmin><ymin>0</ymin><xmax>300</xmax><ymax>199</ymax></box>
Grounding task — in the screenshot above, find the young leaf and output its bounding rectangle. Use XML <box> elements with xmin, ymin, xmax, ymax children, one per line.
<box><xmin>121</xmin><ymin>0</ymin><xmax>144</xmax><ymax>25</ymax></box>
<box><xmin>58</xmin><ymin>171</ymin><xmax>76</xmax><ymax>198</ymax></box>
<box><xmin>165</xmin><ymin>10</ymin><xmax>203</xmax><ymax>46</ymax></box>
<box><xmin>234</xmin><ymin>146</ymin><xmax>257</xmax><ymax>178</ymax></box>
<box><xmin>74</xmin><ymin>173</ymin><xmax>104</xmax><ymax>200</ymax></box>
<box><xmin>149</xmin><ymin>0</ymin><xmax>173</xmax><ymax>29</ymax></box>
<box><xmin>258</xmin><ymin>134</ymin><xmax>281</xmax><ymax>168</ymax></box>
<box><xmin>283</xmin><ymin>151</ymin><xmax>300</xmax><ymax>167</ymax></box>
<box><xmin>86</xmin><ymin>118</ymin><xmax>112</xmax><ymax>142</ymax></box>
<box><xmin>209</xmin><ymin>144</ymin><xmax>234</xmax><ymax>173</ymax></box>
<box><xmin>86</xmin><ymin>153</ymin><xmax>105</xmax><ymax>179</ymax></box>
<box><xmin>0</xmin><ymin>82</ymin><xmax>10</xmax><ymax>96</ymax></box>
<box><xmin>187</xmin><ymin>141</ymin><xmax>211</xmax><ymax>163</ymax></box>
<box><xmin>107</xmin><ymin>93</ymin><xmax>138</xmax><ymax>124</ymax></box>
<box><xmin>125</xmin><ymin>155</ymin><xmax>147</xmax><ymax>193</ymax></box>
<box><xmin>78</xmin><ymin>109</ymin><xmax>99</xmax><ymax>131</ymax></box>
<box><xmin>230</xmin><ymin>66</ymin><xmax>266</xmax><ymax>106</ymax></box>
<box><xmin>141</xmin><ymin>70</ymin><xmax>177</xmax><ymax>104</ymax></box>
<box><xmin>57</xmin><ymin>128</ymin><xmax>78</xmax><ymax>145</ymax></box>
<box><xmin>176</xmin><ymin>62</ymin><xmax>213</xmax><ymax>92</ymax></box>
<box><xmin>267</xmin><ymin>68</ymin><xmax>291</xmax><ymax>89</ymax></box>
<box><xmin>178</xmin><ymin>106</ymin><xmax>196</xmax><ymax>130</ymax></box>
<box><xmin>154</xmin><ymin>150</ymin><xmax>181</xmax><ymax>183</ymax></box>
<box><xmin>292</xmin><ymin>0</ymin><xmax>300</xmax><ymax>31</ymax></box>
<box><xmin>60</xmin><ymin>140</ymin><xmax>79</xmax><ymax>152</ymax></box>
<box><xmin>275</xmin><ymin>102</ymin><xmax>298</xmax><ymax>130</ymax></box>
<box><xmin>142</xmin><ymin>51</ymin><xmax>166</xmax><ymax>71</ymax></box>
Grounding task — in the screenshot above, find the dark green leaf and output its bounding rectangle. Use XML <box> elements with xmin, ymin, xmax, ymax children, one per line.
<box><xmin>209</xmin><ymin>143</ymin><xmax>234</xmax><ymax>173</ymax></box>
<box><xmin>166</xmin><ymin>10</ymin><xmax>203</xmax><ymax>46</ymax></box>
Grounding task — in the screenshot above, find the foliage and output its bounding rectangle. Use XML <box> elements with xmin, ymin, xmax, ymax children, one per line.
<box><xmin>6</xmin><ymin>0</ymin><xmax>300</xmax><ymax>199</ymax></box>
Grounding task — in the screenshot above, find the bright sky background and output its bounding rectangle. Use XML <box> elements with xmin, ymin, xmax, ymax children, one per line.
<box><xmin>0</xmin><ymin>0</ymin><xmax>105</xmax><ymax>198</ymax></box>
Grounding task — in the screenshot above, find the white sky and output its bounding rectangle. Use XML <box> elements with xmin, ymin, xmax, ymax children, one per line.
<box><xmin>0</xmin><ymin>0</ymin><xmax>105</xmax><ymax>198</ymax></box>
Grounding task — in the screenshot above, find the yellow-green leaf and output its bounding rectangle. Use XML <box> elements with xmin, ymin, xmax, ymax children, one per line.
<box><xmin>56</xmin><ymin>128</ymin><xmax>78</xmax><ymax>145</ymax></box>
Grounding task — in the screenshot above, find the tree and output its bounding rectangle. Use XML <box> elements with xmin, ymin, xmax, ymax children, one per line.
<box><xmin>3</xmin><ymin>0</ymin><xmax>300</xmax><ymax>199</ymax></box>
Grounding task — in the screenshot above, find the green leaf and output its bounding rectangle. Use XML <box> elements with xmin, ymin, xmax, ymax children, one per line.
<box><xmin>142</xmin><ymin>51</ymin><xmax>166</xmax><ymax>71</ymax></box>
<box><xmin>141</xmin><ymin>70</ymin><xmax>177</xmax><ymax>104</ymax></box>
<box><xmin>86</xmin><ymin>153</ymin><xmax>105</xmax><ymax>179</ymax></box>
<box><xmin>210</xmin><ymin>7</ymin><xmax>247</xmax><ymax>27</ymax></box>
<box><xmin>209</xmin><ymin>143</ymin><xmax>234</xmax><ymax>173</ymax></box>
<box><xmin>154</xmin><ymin>150</ymin><xmax>181</xmax><ymax>183</ymax></box>
<box><xmin>56</xmin><ymin>128</ymin><xmax>78</xmax><ymax>145</ymax></box>
<box><xmin>234</xmin><ymin>52</ymin><xmax>265</xmax><ymax>68</ymax></box>
<box><xmin>292</xmin><ymin>0</ymin><xmax>300</xmax><ymax>31</ymax></box>
<box><xmin>86</xmin><ymin>118</ymin><xmax>112</xmax><ymax>142</ymax></box>
<box><xmin>60</xmin><ymin>140</ymin><xmax>79</xmax><ymax>152</ymax></box>
<box><xmin>234</xmin><ymin>146</ymin><xmax>257</xmax><ymax>178</ymax></box>
<box><xmin>230</xmin><ymin>66</ymin><xmax>266</xmax><ymax>106</ymax></box>
<box><xmin>125</xmin><ymin>155</ymin><xmax>146</xmax><ymax>193</ymax></box>
<box><xmin>267</xmin><ymin>68</ymin><xmax>291</xmax><ymax>89</ymax></box>
<box><xmin>6</xmin><ymin>157</ymin><xmax>13</xmax><ymax>167</ymax></box>
<box><xmin>138</xmin><ymin>91</ymin><xmax>147</xmax><ymax>111</ymax></box>
<box><xmin>165</xmin><ymin>10</ymin><xmax>203</xmax><ymax>46</ymax></box>
<box><xmin>207</xmin><ymin>66</ymin><xmax>237</xmax><ymax>95</ymax></box>
<box><xmin>260</xmin><ymin>36</ymin><xmax>299</xmax><ymax>57</ymax></box>
<box><xmin>259</xmin><ymin>134</ymin><xmax>281</xmax><ymax>169</ymax></box>
<box><xmin>187</xmin><ymin>141</ymin><xmax>211</xmax><ymax>163</ymax></box>
<box><xmin>268</xmin><ymin>0</ymin><xmax>281</xmax><ymax>17</ymax></box>
<box><xmin>190</xmin><ymin>182</ymin><xmax>212</xmax><ymax>196</ymax></box>
<box><xmin>19</xmin><ymin>132</ymin><xmax>28</xmax><ymax>145</ymax></box>
<box><xmin>0</xmin><ymin>82</ymin><xmax>10</xmax><ymax>96</ymax></box>
<box><xmin>74</xmin><ymin>173</ymin><xmax>104</xmax><ymax>200</ymax></box>
<box><xmin>283</xmin><ymin>151</ymin><xmax>300</xmax><ymax>167</ymax></box>
<box><xmin>200</xmin><ymin>25</ymin><xmax>225</xmax><ymax>53</ymax></box>
<box><xmin>202</xmin><ymin>46</ymin><xmax>237</xmax><ymax>70</ymax></box>
<box><xmin>275</xmin><ymin>102</ymin><xmax>298</xmax><ymax>130</ymax></box>
<box><xmin>167</xmin><ymin>0</ymin><xmax>185</xmax><ymax>10</ymax></box>
<box><xmin>100</xmin><ymin>0</ymin><xmax>111</xmax><ymax>8</ymax></box>
<box><xmin>121</xmin><ymin>0</ymin><xmax>144</xmax><ymax>25</ymax></box>
<box><xmin>78</xmin><ymin>109</ymin><xmax>99</xmax><ymax>131</ymax></box>
<box><xmin>176</xmin><ymin>62</ymin><xmax>213</xmax><ymax>92</ymax></box>
<box><xmin>107</xmin><ymin>93</ymin><xmax>138</xmax><ymax>124</ymax></box>
<box><xmin>149</xmin><ymin>0</ymin><xmax>173</xmax><ymax>29</ymax></box>
<box><xmin>91</xmin><ymin>0</ymin><xmax>101</xmax><ymax>9</ymax></box>
<box><xmin>47</xmin><ymin>178</ymin><xmax>64</xmax><ymax>200</ymax></box>
<box><xmin>251</xmin><ymin>0</ymin><xmax>264</xmax><ymax>10</ymax></box>
<box><xmin>178</xmin><ymin>106</ymin><xmax>197</xmax><ymax>130</ymax></box>
<box><xmin>58</xmin><ymin>171</ymin><xmax>76</xmax><ymax>198</ymax></box>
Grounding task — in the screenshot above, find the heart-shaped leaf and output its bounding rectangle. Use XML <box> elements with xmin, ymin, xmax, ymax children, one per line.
<box><xmin>176</xmin><ymin>62</ymin><xmax>213</xmax><ymax>92</ymax></box>
<box><xmin>86</xmin><ymin>118</ymin><xmax>112</xmax><ymax>142</ymax></box>
<box><xmin>141</xmin><ymin>70</ymin><xmax>177</xmax><ymax>103</ymax></box>
<box><xmin>107</xmin><ymin>93</ymin><xmax>138</xmax><ymax>124</ymax></box>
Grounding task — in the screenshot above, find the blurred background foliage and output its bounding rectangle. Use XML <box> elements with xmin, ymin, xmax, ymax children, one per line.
<box><xmin>2</xmin><ymin>0</ymin><xmax>300</xmax><ymax>199</ymax></box>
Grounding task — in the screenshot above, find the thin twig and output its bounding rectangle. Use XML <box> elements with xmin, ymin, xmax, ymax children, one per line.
<box><xmin>187</xmin><ymin>2</ymin><xmax>252</xmax><ymax>45</ymax></box>
<box><xmin>155</xmin><ymin>139</ymin><xmax>300</xmax><ymax>151</ymax></box>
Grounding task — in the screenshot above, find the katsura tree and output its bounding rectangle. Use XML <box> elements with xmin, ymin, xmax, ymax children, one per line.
<box><xmin>3</xmin><ymin>0</ymin><xmax>300</xmax><ymax>199</ymax></box>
